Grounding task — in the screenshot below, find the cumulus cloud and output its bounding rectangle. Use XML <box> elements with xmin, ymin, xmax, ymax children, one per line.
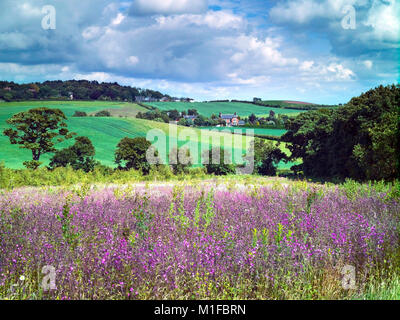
<box><xmin>0</xmin><ymin>0</ymin><xmax>397</xmax><ymax>103</ymax></box>
<box><xmin>129</xmin><ymin>0</ymin><xmax>208</xmax><ymax>16</ymax></box>
<box><xmin>269</xmin><ymin>0</ymin><xmax>400</xmax><ymax>49</ymax></box>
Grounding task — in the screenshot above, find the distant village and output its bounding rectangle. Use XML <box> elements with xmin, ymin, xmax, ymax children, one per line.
<box><xmin>135</xmin><ymin>96</ymin><xmax>195</xmax><ymax>103</ymax></box>
<box><xmin>181</xmin><ymin>112</ymin><xmax>246</xmax><ymax>127</ymax></box>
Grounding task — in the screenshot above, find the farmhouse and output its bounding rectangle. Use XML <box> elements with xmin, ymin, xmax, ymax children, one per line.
<box><xmin>219</xmin><ymin>112</ymin><xmax>241</xmax><ymax>126</ymax></box>
<box><xmin>135</xmin><ymin>96</ymin><xmax>159</xmax><ymax>103</ymax></box>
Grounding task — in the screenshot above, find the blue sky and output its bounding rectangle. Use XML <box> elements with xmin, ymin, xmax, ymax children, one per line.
<box><xmin>0</xmin><ymin>0</ymin><xmax>398</xmax><ymax>104</ymax></box>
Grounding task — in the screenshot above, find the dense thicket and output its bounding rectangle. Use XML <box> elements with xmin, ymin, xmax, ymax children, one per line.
<box><xmin>282</xmin><ymin>84</ymin><xmax>400</xmax><ymax>181</ymax></box>
<box><xmin>49</xmin><ymin>136</ymin><xmax>97</xmax><ymax>172</ymax></box>
<box><xmin>0</xmin><ymin>80</ymin><xmax>169</xmax><ymax>102</ymax></box>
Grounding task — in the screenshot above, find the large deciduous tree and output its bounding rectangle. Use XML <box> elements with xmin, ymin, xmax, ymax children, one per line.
<box><xmin>115</xmin><ymin>137</ymin><xmax>155</xmax><ymax>174</ymax></box>
<box><xmin>3</xmin><ymin>107</ymin><xmax>76</xmax><ymax>169</ymax></box>
<box><xmin>282</xmin><ymin>84</ymin><xmax>400</xmax><ymax>181</ymax></box>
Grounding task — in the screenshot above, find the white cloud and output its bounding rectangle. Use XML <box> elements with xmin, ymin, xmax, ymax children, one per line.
<box><xmin>130</xmin><ymin>0</ymin><xmax>208</xmax><ymax>16</ymax></box>
<box><xmin>112</xmin><ymin>13</ymin><xmax>126</xmax><ymax>25</ymax></box>
<box><xmin>269</xmin><ymin>0</ymin><xmax>400</xmax><ymax>46</ymax></box>
<box><xmin>155</xmin><ymin>11</ymin><xmax>245</xmax><ymax>30</ymax></box>
<box><xmin>300</xmin><ymin>60</ymin><xmax>315</xmax><ymax>71</ymax></box>
<box><xmin>298</xmin><ymin>61</ymin><xmax>356</xmax><ymax>82</ymax></box>
<box><xmin>127</xmin><ymin>56</ymin><xmax>139</xmax><ymax>65</ymax></box>
<box><xmin>269</xmin><ymin>0</ymin><xmax>353</xmax><ymax>24</ymax></box>
<box><xmin>363</xmin><ymin>60</ymin><xmax>373</xmax><ymax>69</ymax></box>
<box><xmin>73</xmin><ymin>72</ymin><xmax>112</xmax><ymax>82</ymax></box>
<box><xmin>363</xmin><ymin>0</ymin><xmax>400</xmax><ymax>43</ymax></box>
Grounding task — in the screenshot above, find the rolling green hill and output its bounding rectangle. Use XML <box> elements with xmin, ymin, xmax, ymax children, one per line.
<box><xmin>145</xmin><ymin>101</ymin><xmax>303</xmax><ymax>117</ymax></box>
<box><xmin>0</xmin><ymin>101</ymin><xmax>263</xmax><ymax>169</ymax></box>
<box><xmin>259</xmin><ymin>100</ymin><xmax>315</xmax><ymax>108</ymax></box>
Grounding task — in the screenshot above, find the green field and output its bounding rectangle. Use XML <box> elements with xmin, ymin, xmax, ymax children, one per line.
<box><xmin>259</xmin><ymin>100</ymin><xmax>315</xmax><ymax>108</ymax></box>
<box><xmin>0</xmin><ymin>101</ymin><xmax>259</xmax><ymax>169</ymax></box>
<box><xmin>145</xmin><ymin>101</ymin><xmax>303</xmax><ymax>117</ymax></box>
<box><xmin>199</xmin><ymin>127</ymin><xmax>287</xmax><ymax>137</ymax></box>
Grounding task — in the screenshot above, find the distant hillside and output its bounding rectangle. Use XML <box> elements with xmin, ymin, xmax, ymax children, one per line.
<box><xmin>0</xmin><ymin>100</ymin><xmax>254</xmax><ymax>169</ymax></box>
<box><xmin>256</xmin><ymin>100</ymin><xmax>338</xmax><ymax>110</ymax></box>
<box><xmin>0</xmin><ymin>80</ymin><xmax>171</xmax><ymax>103</ymax></box>
<box><xmin>144</xmin><ymin>101</ymin><xmax>303</xmax><ymax>118</ymax></box>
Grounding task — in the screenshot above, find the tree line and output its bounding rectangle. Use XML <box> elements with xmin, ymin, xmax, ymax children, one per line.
<box><xmin>0</xmin><ymin>80</ymin><xmax>169</xmax><ymax>102</ymax></box>
<box><xmin>282</xmin><ymin>84</ymin><xmax>400</xmax><ymax>181</ymax></box>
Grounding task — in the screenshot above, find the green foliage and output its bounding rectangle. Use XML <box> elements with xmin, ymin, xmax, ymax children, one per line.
<box><xmin>130</xmin><ymin>193</ymin><xmax>152</xmax><ymax>239</ymax></box>
<box><xmin>115</xmin><ymin>137</ymin><xmax>154</xmax><ymax>174</ymax></box>
<box><xmin>3</xmin><ymin>107</ymin><xmax>76</xmax><ymax>168</ymax></box>
<box><xmin>146</xmin><ymin>101</ymin><xmax>302</xmax><ymax>118</ymax></box>
<box><xmin>282</xmin><ymin>84</ymin><xmax>400</xmax><ymax>181</ymax></box>
<box><xmin>246</xmin><ymin>139</ymin><xmax>286</xmax><ymax>176</ymax></box>
<box><xmin>94</xmin><ymin>110</ymin><xmax>111</xmax><ymax>117</ymax></box>
<box><xmin>0</xmin><ymin>80</ymin><xmax>168</xmax><ymax>102</ymax></box>
<box><xmin>72</xmin><ymin>111</ymin><xmax>87</xmax><ymax>117</ymax></box>
<box><xmin>148</xmin><ymin>164</ymin><xmax>174</xmax><ymax>180</ymax></box>
<box><xmin>202</xmin><ymin>147</ymin><xmax>236</xmax><ymax>175</ymax></box>
<box><xmin>56</xmin><ymin>196</ymin><xmax>81</xmax><ymax>249</ymax></box>
<box><xmin>49</xmin><ymin>136</ymin><xmax>97</xmax><ymax>172</ymax></box>
<box><xmin>0</xmin><ymin>162</ymin><xmax>8</xmax><ymax>189</ymax></box>
<box><xmin>169</xmin><ymin>147</ymin><xmax>193</xmax><ymax>174</ymax></box>
<box><xmin>22</xmin><ymin>160</ymin><xmax>43</xmax><ymax>170</ymax></box>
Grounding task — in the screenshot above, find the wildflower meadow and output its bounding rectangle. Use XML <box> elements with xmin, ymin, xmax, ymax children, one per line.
<box><xmin>1</xmin><ymin>179</ymin><xmax>399</xmax><ymax>300</ymax></box>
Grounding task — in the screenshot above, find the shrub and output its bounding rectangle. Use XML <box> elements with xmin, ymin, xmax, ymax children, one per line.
<box><xmin>202</xmin><ymin>147</ymin><xmax>236</xmax><ymax>175</ymax></box>
<box><xmin>148</xmin><ymin>165</ymin><xmax>174</xmax><ymax>180</ymax></box>
<box><xmin>0</xmin><ymin>162</ymin><xmax>8</xmax><ymax>189</ymax></box>
<box><xmin>95</xmin><ymin>110</ymin><xmax>111</xmax><ymax>117</ymax></box>
<box><xmin>169</xmin><ymin>147</ymin><xmax>193</xmax><ymax>175</ymax></box>
<box><xmin>72</xmin><ymin>111</ymin><xmax>87</xmax><ymax>117</ymax></box>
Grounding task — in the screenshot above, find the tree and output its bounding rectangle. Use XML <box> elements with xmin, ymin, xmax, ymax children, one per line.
<box><xmin>115</xmin><ymin>137</ymin><xmax>155</xmax><ymax>174</ymax></box>
<box><xmin>247</xmin><ymin>139</ymin><xmax>286</xmax><ymax>176</ymax></box>
<box><xmin>167</xmin><ymin>109</ymin><xmax>180</xmax><ymax>121</ymax></box>
<box><xmin>249</xmin><ymin>113</ymin><xmax>257</xmax><ymax>124</ymax></box>
<box><xmin>188</xmin><ymin>109</ymin><xmax>199</xmax><ymax>116</ymax></box>
<box><xmin>282</xmin><ymin>84</ymin><xmax>400</xmax><ymax>181</ymax></box>
<box><xmin>95</xmin><ymin>110</ymin><xmax>111</xmax><ymax>117</ymax></box>
<box><xmin>178</xmin><ymin>118</ymin><xmax>189</xmax><ymax>126</ymax></box>
<box><xmin>202</xmin><ymin>147</ymin><xmax>236</xmax><ymax>175</ymax></box>
<box><xmin>3</xmin><ymin>107</ymin><xmax>76</xmax><ymax>169</ymax></box>
<box><xmin>194</xmin><ymin>115</ymin><xmax>207</xmax><ymax>126</ymax></box>
<box><xmin>169</xmin><ymin>147</ymin><xmax>193</xmax><ymax>174</ymax></box>
<box><xmin>49</xmin><ymin>136</ymin><xmax>97</xmax><ymax>172</ymax></box>
<box><xmin>73</xmin><ymin>111</ymin><xmax>87</xmax><ymax>117</ymax></box>
<box><xmin>269</xmin><ymin>110</ymin><xmax>276</xmax><ymax>119</ymax></box>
